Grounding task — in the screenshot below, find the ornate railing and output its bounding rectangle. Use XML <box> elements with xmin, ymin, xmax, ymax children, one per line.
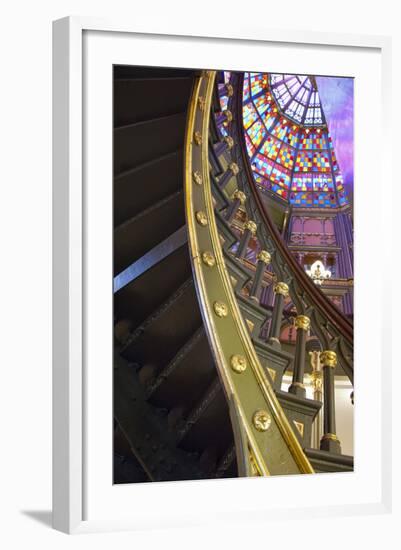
<box><xmin>184</xmin><ymin>70</ymin><xmax>315</xmax><ymax>476</ymax></box>
<box><xmin>209</xmin><ymin>71</ymin><xmax>354</xmax><ymax>459</ymax></box>
<box><xmin>229</xmin><ymin>73</ymin><xmax>353</xmax><ymax>383</ymax></box>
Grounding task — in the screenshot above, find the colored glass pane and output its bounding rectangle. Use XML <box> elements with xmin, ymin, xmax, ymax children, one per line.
<box><xmin>247</xmin><ymin>119</ymin><xmax>266</xmax><ymax>147</ymax></box>
<box><xmin>313</xmin><ymin>174</ymin><xmax>334</xmax><ymax>192</ymax></box>
<box><xmin>277</xmin><ymin>143</ymin><xmax>295</xmax><ymax>170</ymax></box>
<box><xmin>242</xmin><ymin>71</ymin><xmax>349</xmax><ymax>207</ymax></box>
<box><xmin>260</xmin><ymin>136</ymin><xmax>281</xmax><ymax>161</ymax></box>
<box><xmin>243</xmin><ymin>101</ymin><xmax>259</xmax><ymax>129</ymax></box>
<box><xmin>250</xmin><ymin>73</ymin><xmax>265</xmax><ymax>96</ymax></box>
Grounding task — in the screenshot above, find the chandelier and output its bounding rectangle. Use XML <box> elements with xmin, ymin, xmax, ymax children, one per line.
<box><xmin>306</xmin><ymin>260</ymin><xmax>331</xmax><ymax>286</ymax></box>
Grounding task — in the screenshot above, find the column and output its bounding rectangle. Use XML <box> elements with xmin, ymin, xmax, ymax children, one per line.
<box><xmin>236</xmin><ymin>220</ymin><xmax>257</xmax><ymax>259</ymax></box>
<box><xmin>214</xmin><ymin>135</ymin><xmax>234</xmax><ymax>157</ymax></box>
<box><xmin>262</xmin><ymin>265</ymin><xmax>275</xmax><ymax>308</ymax></box>
<box><xmin>249</xmin><ymin>250</ymin><xmax>271</xmax><ymax>302</ymax></box>
<box><xmin>218</xmin><ymin>161</ymin><xmax>239</xmax><ymax>191</ymax></box>
<box><xmin>225</xmin><ymin>189</ymin><xmax>246</xmax><ymax>224</ymax></box>
<box><xmin>267</xmin><ymin>282</ymin><xmax>289</xmax><ymax>347</ymax></box>
<box><xmin>320</xmin><ymin>350</ymin><xmax>342</xmax><ymax>454</ymax></box>
<box><xmin>215</xmin><ymin>109</ymin><xmax>233</xmax><ymax>128</ymax></box>
<box><xmin>309</xmin><ymin>350</ymin><xmax>323</xmax><ymax>448</ymax></box>
<box><xmin>225</xmin><ymin>83</ymin><xmax>234</xmax><ymax>98</ymax></box>
<box><xmin>288</xmin><ymin>315</ymin><xmax>310</xmax><ymax>398</ymax></box>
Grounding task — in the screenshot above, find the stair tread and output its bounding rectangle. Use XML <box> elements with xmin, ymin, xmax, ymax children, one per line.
<box><xmin>115</xmin><ymin>77</ymin><xmax>193</xmax><ymax>83</ymax></box>
<box><xmin>114</xmin><ymin>225</ymin><xmax>188</xmax><ymax>293</ymax></box>
<box><xmin>305</xmin><ymin>447</ymin><xmax>354</xmax><ymax>464</ymax></box>
<box><xmin>147</xmin><ymin>327</ymin><xmax>217</xmax><ymax>413</ymax></box>
<box><xmin>114</xmin><ymin>66</ymin><xmax>194</xmax><ymax>80</ymax></box>
<box><xmin>114</xmin><ymin>149</ymin><xmax>183</xmax><ymax>226</ymax></box>
<box><xmin>121</xmin><ymin>278</ymin><xmax>202</xmax><ymax>373</ymax></box>
<box><xmin>222</xmin><ymin>249</ymin><xmax>252</xmax><ymax>287</ymax></box>
<box><xmin>114</xmin><ymin>352</ymin><xmax>205</xmax><ymax>481</ymax></box>
<box><xmin>114</xmin><ymin>110</ymin><xmax>188</xmax><ymax>132</ymax></box>
<box><xmin>114</xmin><ymin>112</ymin><xmax>187</xmax><ymax>175</ymax></box>
<box><xmin>114</xmin><ymin>190</ymin><xmax>185</xmax><ymax>274</ymax></box>
<box><xmin>215</xmin><ymin>209</ymin><xmax>239</xmax><ymax>249</ymax></box>
<box><xmin>178</xmin><ymin>381</ymin><xmax>232</xmax><ymax>459</ymax></box>
<box><xmin>215</xmin><ymin>445</ymin><xmax>237</xmax><ymax>478</ymax></box>
<box><xmin>114</xmin><ymin>77</ymin><xmax>193</xmax><ymax>127</ymax></box>
<box><xmin>114</xmin><ymin>242</ymin><xmax>192</xmax><ymax>330</ymax></box>
<box><xmin>235</xmin><ymin>291</ymin><xmax>270</xmax><ymax>316</ymax></box>
<box><xmin>305</xmin><ymin>448</ymin><xmax>353</xmax><ymax>473</ymax></box>
<box><xmin>210</xmin><ymin>172</ymin><xmax>230</xmax><ymax>211</ymax></box>
<box><xmin>115</xmin><ymin>189</ymin><xmax>182</xmax><ymax>232</ymax></box>
<box><xmin>114</xmin><ymin>149</ymin><xmax>181</xmax><ymax>182</ymax></box>
<box><xmin>275</xmin><ymin>389</ymin><xmax>322</xmax><ymax>415</ymax></box>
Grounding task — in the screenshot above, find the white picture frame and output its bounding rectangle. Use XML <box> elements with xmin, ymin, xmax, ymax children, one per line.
<box><xmin>52</xmin><ymin>16</ymin><xmax>392</xmax><ymax>534</ymax></box>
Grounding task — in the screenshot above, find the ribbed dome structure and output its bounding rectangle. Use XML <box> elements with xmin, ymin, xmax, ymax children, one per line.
<box><xmin>242</xmin><ymin>73</ymin><xmax>349</xmax><ymax>208</ymax></box>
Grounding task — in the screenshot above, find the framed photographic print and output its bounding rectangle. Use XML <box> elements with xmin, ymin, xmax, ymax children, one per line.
<box><xmin>52</xmin><ymin>17</ymin><xmax>392</xmax><ymax>534</ymax></box>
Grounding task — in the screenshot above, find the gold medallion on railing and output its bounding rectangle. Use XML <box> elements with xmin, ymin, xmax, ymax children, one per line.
<box><xmin>230</xmin><ymin>355</ymin><xmax>247</xmax><ymax>374</ymax></box>
<box><xmin>195</xmin><ymin>211</ymin><xmax>208</xmax><ymax>227</ymax></box>
<box><xmin>193</xmin><ymin>170</ymin><xmax>202</xmax><ymax>186</ymax></box>
<box><xmin>198</xmin><ymin>96</ymin><xmax>206</xmax><ymax>111</ymax></box>
<box><xmin>213</xmin><ymin>301</ymin><xmax>228</xmax><ymax>318</ymax></box>
<box><xmin>201</xmin><ymin>251</ymin><xmax>216</xmax><ymax>268</ymax></box>
<box><xmin>252</xmin><ymin>410</ymin><xmax>272</xmax><ymax>432</ymax></box>
<box><xmin>194</xmin><ymin>131</ymin><xmax>202</xmax><ymax>146</ymax></box>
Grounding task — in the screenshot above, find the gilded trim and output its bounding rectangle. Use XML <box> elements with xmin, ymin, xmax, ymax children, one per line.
<box><xmin>184</xmin><ymin>71</ymin><xmax>314</xmax><ymax>476</ymax></box>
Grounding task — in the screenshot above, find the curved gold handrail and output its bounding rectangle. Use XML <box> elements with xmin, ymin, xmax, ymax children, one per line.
<box><xmin>184</xmin><ymin>70</ymin><xmax>314</xmax><ymax>476</ymax></box>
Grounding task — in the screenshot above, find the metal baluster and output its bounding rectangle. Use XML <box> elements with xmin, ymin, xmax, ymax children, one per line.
<box><xmin>236</xmin><ymin>220</ymin><xmax>257</xmax><ymax>259</ymax></box>
<box><xmin>288</xmin><ymin>315</ymin><xmax>310</xmax><ymax>398</ymax></box>
<box><xmin>320</xmin><ymin>350</ymin><xmax>342</xmax><ymax>454</ymax></box>
<box><xmin>249</xmin><ymin>250</ymin><xmax>271</xmax><ymax>302</ymax></box>
<box><xmin>215</xmin><ymin>108</ymin><xmax>233</xmax><ymax>128</ymax></box>
<box><xmin>267</xmin><ymin>282</ymin><xmax>289</xmax><ymax>348</ymax></box>
<box><xmin>214</xmin><ymin>135</ymin><xmax>234</xmax><ymax>157</ymax></box>
<box><xmin>225</xmin><ymin>189</ymin><xmax>246</xmax><ymax>223</ymax></box>
<box><xmin>225</xmin><ymin>83</ymin><xmax>234</xmax><ymax>98</ymax></box>
<box><xmin>307</xmin><ymin>339</ymin><xmax>323</xmax><ymax>448</ymax></box>
<box><xmin>218</xmin><ymin>161</ymin><xmax>239</xmax><ymax>190</ymax></box>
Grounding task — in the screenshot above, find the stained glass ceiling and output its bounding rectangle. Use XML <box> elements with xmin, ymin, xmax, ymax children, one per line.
<box><xmin>269</xmin><ymin>74</ymin><xmax>324</xmax><ymax>126</ymax></box>
<box><xmin>241</xmin><ymin>72</ymin><xmax>349</xmax><ymax>208</ymax></box>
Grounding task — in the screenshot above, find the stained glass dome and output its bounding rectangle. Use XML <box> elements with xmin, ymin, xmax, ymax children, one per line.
<box><xmin>242</xmin><ymin>73</ymin><xmax>348</xmax><ymax>208</ymax></box>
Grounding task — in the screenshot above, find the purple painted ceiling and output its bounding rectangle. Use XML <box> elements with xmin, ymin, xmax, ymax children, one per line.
<box><xmin>316</xmin><ymin>76</ymin><xmax>354</xmax><ymax>201</ymax></box>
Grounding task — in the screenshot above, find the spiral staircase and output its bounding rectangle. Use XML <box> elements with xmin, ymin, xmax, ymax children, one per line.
<box><xmin>113</xmin><ymin>66</ymin><xmax>354</xmax><ymax>483</ymax></box>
